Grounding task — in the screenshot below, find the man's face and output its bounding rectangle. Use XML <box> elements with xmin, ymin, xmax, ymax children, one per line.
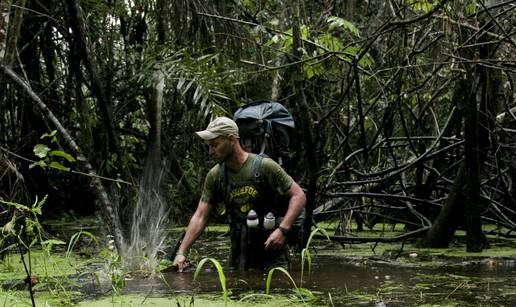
<box><xmin>206</xmin><ymin>136</ymin><xmax>233</xmax><ymax>162</ymax></box>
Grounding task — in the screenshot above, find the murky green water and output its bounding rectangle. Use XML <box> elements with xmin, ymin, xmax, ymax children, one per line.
<box><xmin>2</xmin><ymin>226</ymin><xmax>516</xmax><ymax>306</ymax></box>
<box><xmin>121</xmin><ymin>230</ymin><xmax>516</xmax><ymax>306</ymax></box>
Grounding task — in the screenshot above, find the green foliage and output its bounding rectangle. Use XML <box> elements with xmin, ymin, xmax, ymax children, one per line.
<box><xmin>0</xmin><ymin>196</ymin><xmax>47</xmax><ymax>249</ymax></box>
<box><xmin>29</xmin><ymin>131</ymin><xmax>75</xmax><ymax>172</ymax></box>
<box><xmin>0</xmin><ymin>196</ymin><xmax>85</xmax><ymax>305</ymax></box>
<box><xmin>66</xmin><ymin>230</ymin><xmax>99</xmax><ymax>258</ymax></box>
<box><xmin>265</xmin><ymin>266</ymin><xmax>298</xmax><ymax>295</ymax></box>
<box><xmin>33</xmin><ymin>144</ymin><xmax>51</xmax><ymax>159</ymax></box>
<box><xmin>327</xmin><ymin>16</ymin><xmax>360</xmax><ymax>37</ymax></box>
<box><xmin>266</xmin><ymin>16</ymin><xmax>373</xmax><ymax>80</ymax></box>
<box><xmin>138</xmin><ymin>50</ymin><xmax>235</xmax><ymax>118</ymax></box>
<box><xmin>98</xmin><ymin>235</ymin><xmax>125</xmax><ymax>295</ymax></box>
<box><xmin>193</xmin><ymin>257</ymin><xmax>228</xmax><ymax>306</ymax></box>
<box><xmin>265</xmin><ymin>266</ymin><xmax>316</xmax><ymax>305</ymax></box>
<box><xmin>300</xmin><ymin>226</ymin><xmax>331</xmax><ymax>285</ymax></box>
<box><xmin>408</xmin><ymin>0</ymin><xmax>440</xmax><ymax>12</ymax></box>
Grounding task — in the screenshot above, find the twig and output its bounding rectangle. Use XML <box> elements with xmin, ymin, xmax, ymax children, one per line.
<box><xmin>446</xmin><ymin>281</ymin><xmax>467</xmax><ymax>299</ymax></box>
<box><xmin>18</xmin><ymin>246</ymin><xmax>36</xmax><ymax>307</ymax></box>
<box><xmin>0</xmin><ymin>145</ymin><xmax>132</xmax><ymax>185</ymax></box>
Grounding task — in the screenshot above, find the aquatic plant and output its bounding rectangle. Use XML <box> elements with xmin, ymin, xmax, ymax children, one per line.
<box><xmin>98</xmin><ymin>234</ymin><xmax>126</xmax><ymax>295</ymax></box>
<box><xmin>193</xmin><ymin>257</ymin><xmax>228</xmax><ymax>306</ymax></box>
<box><xmin>265</xmin><ymin>266</ymin><xmax>317</xmax><ymax>305</ymax></box>
<box><xmin>0</xmin><ymin>196</ymin><xmax>79</xmax><ymax>306</ymax></box>
<box><xmin>300</xmin><ymin>226</ymin><xmax>331</xmax><ymax>285</ymax></box>
<box><xmin>66</xmin><ymin>230</ymin><xmax>98</xmax><ymax>258</ymax></box>
<box><xmin>1</xmin><ymin>196</ymin><xmax>48</xmax><ymax>307</ymax></box>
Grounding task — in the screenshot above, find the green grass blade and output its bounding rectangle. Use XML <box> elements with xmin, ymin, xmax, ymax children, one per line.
<box><xmin>66</xmin><ymin>231</ymin><xmax>98</xmax><ymax>258</ymax></box>
<box><xmin>265</xmin><ymin>266</ymin><xmax>298</xmax><ymax>295</ymax></box>
<box><xmin>193</xmin><ymin>257</ymin><xmax>228</xmax><ymax>306</ymax></box>
<box><xmin>301</xmin><ymin>226</ymin><xmax>330</xmax><ymax>284</ymax></box>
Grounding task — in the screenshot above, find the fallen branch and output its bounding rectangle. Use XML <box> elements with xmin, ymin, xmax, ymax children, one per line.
<box><xmin>313</xmin><ymin>227</ymin><xmax>430</xmax><ymax>243</ymax></box>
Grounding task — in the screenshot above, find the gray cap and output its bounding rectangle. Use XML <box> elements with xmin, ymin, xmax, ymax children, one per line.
<box><xmin>195</xmin><ymin>116</ymin><xmax>239</xmax><ymax>140</ymax></box>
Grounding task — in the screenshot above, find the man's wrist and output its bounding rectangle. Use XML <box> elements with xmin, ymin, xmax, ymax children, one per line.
<box><xmin>278</xmin><ymin>226</ymin><xmax>289</xmax><ymax>236</ymax></box>
<box><xmin>176</xmin><ymin>250</ymin><xmax>186</xmax><ymax>257</ymax></box>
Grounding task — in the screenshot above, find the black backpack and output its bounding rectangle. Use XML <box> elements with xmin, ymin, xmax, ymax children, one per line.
<box><xmin>233</xmin><ymin>100</ymin><xmax>295</xmax><ymax>167</ymax></box>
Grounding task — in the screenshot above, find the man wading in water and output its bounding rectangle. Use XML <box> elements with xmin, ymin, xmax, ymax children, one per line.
<box><xmin>173</xmin><ymin>117</ymin><xmax>306</xmax><ymax>271</ymax></box>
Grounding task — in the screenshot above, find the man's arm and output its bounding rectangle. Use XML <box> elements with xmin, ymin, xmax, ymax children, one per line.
<box><xmin>264</xmin><ymin>181</ymin><xmax>306</xmax><ymax>250</ymax></box>
<box><xmin>172</xmin><ymin>200</ymin><xmax>211</xmax><ymax>270</ymax></box>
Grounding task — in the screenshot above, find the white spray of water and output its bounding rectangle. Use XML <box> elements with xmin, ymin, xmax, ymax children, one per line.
<box><xmin>121</xmin><ymin>164</ymin><xmax>169</xmax><ymax>273</ymax></box>
<box><xmin>118</xmin><ymin>69</ymin><xmax>168</xmax><ymax>273</ymax></box>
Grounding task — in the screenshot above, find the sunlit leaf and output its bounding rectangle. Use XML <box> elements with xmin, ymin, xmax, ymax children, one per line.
<box><xmin>317</xmin><ymin>33</ymin><xmax>344</xmax><ymax>53</ymax></box>
<box><xmin>466</xmin><ymin>3</ymin><xmax>476</xmax><ymax>14</ymax></box>
<box><xmin>328</xmin><ymin>16</ymin><xmax>360</xmax><ymax>37</ymax></box>
<box><xmin>40</xmin><ymin>130</ymin><xmax>57</xmax><ymax>139</ymax></box>
<box><xmin>0</xmin><ymin>199</ymin><xmax>31</xmax><ymax>212</ymax></box>
<box><xmin>49</xmin><ymin>161</ymin><xmax>70</xmax><ymax>171</ymax></box>
<box><xmin>358</xmin><ymin>52</ymin><xmax>375</xmax><ymax>67</ymax></box>
<box><xmin>29</xmin><ymin>160</ymin><xmax>47</xmax><ymax>169</ymax></box>
<box><xmin>49</xmin><ymin>150</ymin><xmax>76</xmax><ymax>162</ymax></box>
<box><xmin>34</xmin><ymin>144</ymin><xmax>51</xmax><ymax>158</ymax></box>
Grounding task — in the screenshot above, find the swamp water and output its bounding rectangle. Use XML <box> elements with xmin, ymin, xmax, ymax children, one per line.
<box><xmin>2</xmin><ymin>228</ymin><xmax>516</xmax><ymax>306</ymax></box>
<box><xmin>121</xmin><ymin>230</ymin><xmax>516</xmax><ymax>306</ymax></box>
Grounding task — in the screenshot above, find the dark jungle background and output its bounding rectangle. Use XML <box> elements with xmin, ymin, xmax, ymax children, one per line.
<box><xmin>1</xmin><ymin>0</ymin><xmax>515</xmax><ymax>255</ymax></box>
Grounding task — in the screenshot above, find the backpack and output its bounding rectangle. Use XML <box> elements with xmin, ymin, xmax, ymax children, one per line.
<box><xmin>233</xmin><ymin>100</ymin><xmax>295</xmax><ymax>168</ymax></box>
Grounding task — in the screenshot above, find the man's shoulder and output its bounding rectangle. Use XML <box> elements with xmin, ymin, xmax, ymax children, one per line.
<box><xmin>246</xmin><ymin>153</ymin><xmax>278</xmax><ymax>167</ymax></box>
<box><xmin>206</xmin><ymin>163</ymin><xmax>223</xmax><ymax>180</ymax></box>
<box><xmin>260</xmin><ymin>155</ymin><xmax>282</xmax><ymax>170</ymax></box>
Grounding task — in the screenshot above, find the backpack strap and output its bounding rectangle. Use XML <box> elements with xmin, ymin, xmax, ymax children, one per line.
<box><xmin>258</xmin><ymin>134</ymin><xmax>267</xmax><ymax>156</ymax></box>
<box><xmin>218</xmin><ymin>162</ymin><xmax>229</xmax><ymax>205</ymax></box>
<box><xmin>251</xmin><ymin>154</ymin><xmax>263</xmax><ymax>185</ymax></box>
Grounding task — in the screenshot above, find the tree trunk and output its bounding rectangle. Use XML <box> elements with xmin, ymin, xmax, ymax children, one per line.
<box><xmin>420</xmin><ymin>162</ymin><xmax>466</xmax><ymax>247</ymax></box>
<box><xmin>292</xmin><ymin>0</ymin><xmax>319</xmax><ymax>246</ymax></box>
<box><xmin>463</xmin><ymin>70</ymin><xmax>483</xmax><ymax>252</ymax></box>
<box><xmin>2</xmin><ymin>0</ymin><xmax>25</xmax><ymax>66</ymax></box>
<box><xmin>0</xmin><ymin>0</ymin><xmax>11</xmax><ymax>61</ymax></box>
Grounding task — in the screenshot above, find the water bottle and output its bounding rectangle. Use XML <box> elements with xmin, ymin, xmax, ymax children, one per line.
<box><xmin>246</xmin><ymin>209</ymin><xmax>259</xmax><ymax>228</ymax></box>
<box><xmin>263</xmin><ymin>212</ymin><xmax>275</xmax><ymax>230</ymax></box>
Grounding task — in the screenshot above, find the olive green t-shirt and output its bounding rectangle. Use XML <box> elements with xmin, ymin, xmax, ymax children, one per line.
<box><xmin>200</xmin><ymin>153</ymin><xmax>294</xmax><ymax>206</ymax></box>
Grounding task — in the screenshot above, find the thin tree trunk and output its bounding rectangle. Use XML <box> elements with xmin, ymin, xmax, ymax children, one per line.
<box><xmin>2</xmin><ymin>0</ymin><xmax>25</xmax><ymax>66</ymax></box>
<box><xmin>0</xmin><ymin>0</ymin><xmax>11</xmax><ymax>61</ymax></box>
<box><xmin>66</xmin><ymin>0</ymin><xmax>126</xmax><ymax>177</ymax></box>
<box><xmin>1</xmin><ymin>65</ymin><xmax>124</xmax><ymax>254</ymax></box>
<box><xmin>292</xmin><ymin>0</ymin><xmax>319</xmax><ymax>247</ymax></box>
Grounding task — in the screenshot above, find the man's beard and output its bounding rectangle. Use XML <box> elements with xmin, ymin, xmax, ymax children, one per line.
<box><xmin>214</xmin><ymin>143</ymin><xmax>233</xmax><ymax>163</ymax></box>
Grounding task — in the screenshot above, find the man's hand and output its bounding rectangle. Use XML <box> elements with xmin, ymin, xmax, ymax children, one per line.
<box><xmin>172</xmin><ymin>254</ymin><xmax>189</xmax><ymax>272</ymax></box>
<box><xmin>264</xmin><ymin>228</ymin><xmax>286</xmax><ymax>250</ymax></box>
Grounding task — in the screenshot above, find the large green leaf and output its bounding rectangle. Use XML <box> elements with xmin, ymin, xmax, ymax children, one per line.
<box><xmin>49</xmin><ymin>161</ymin><xmax>70</xmax><ymax>172</ymax></box>
<box><xmin>33</xmin><ymin>144</ymin><xmax>51</xmax><ymax>158</ymax></box>
<box><xmin>49</xmin><ymin>150</ymin><xmax>76</xmax><ymax>162</ymax></box>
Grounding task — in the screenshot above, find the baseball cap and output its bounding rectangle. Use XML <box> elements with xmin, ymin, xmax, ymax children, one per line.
<box><xmin>195</xmin><ymin>116</ymin><xmax>239</xmax><ymax>140</ymax></box>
